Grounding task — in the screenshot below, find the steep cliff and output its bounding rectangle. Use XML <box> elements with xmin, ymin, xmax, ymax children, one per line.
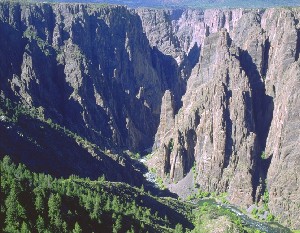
<box><xmin>262</xmin><ymin>8</ymin><xmax>300</xmax><ymax>227</ymax></box>
<box><xmin>145</xmin><ymin>7</ymin><xmax>300</xmax><ymax>229</ymax></box>
<box><xmin>0</xmin><ymin>2</ymin><xmax>186</xmax><ymax>153</ymax></box>
<box><xmin>0</xmin><ymin>2</ymin><xmax>299</xmax><ymax>229</ymax></box>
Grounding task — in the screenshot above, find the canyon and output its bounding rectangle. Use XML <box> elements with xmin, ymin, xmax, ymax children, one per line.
<box><xmin>0</xmin><ymin>2</ymin><xmax>299</xmax><ymax>230</ymax></box>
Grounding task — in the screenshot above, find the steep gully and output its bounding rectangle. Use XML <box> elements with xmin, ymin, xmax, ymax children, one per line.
<box><xmin>0</xmin><ymin>3</ymin><xmax>299</xmax><ymax>229</ymax></box>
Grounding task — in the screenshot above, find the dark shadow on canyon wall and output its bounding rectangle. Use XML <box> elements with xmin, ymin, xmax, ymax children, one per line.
<box><xmin>0</xmin><ymin>4</ymin><xmax>197</xmax><ymax>153</ymax></box>
<box><xmin>239</xmin><ymin>48</ymin><xmax>274</xmax><ymax>202</ymax></box>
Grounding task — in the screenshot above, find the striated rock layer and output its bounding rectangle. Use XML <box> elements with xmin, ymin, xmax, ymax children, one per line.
<box><xmin>0</xmin><ymin>2</ymin><xmax>299</xmax><ymax>228</ymax></box>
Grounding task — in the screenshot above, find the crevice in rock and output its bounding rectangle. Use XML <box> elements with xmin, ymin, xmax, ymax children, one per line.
<box><xmin>194</xmin><ymin>109</ymin><xmax>200</xmax><ymax>126</ymax></box>
<box><xmin>295</xmin><ymin>29</ymin><xmax>300</xmax><ymax>61</ymax></box>
<box><xmin>163</xmin><ymin>142</ymin><xmax>172</xmax><ymax>175</ymax></box>
<box><xmin>261</xmin><ymin>38</ymin><xmax>270</xmax><ymax>77</ymax></box>
<box><xmin>238</xmin><ymin>48</ymin><xmax>274</xmax><ymax>202</ymax></box>
<box><xmin>259</xmin><ymin>154</ymin><xmax>273</xmax><ymax>201</ymax></box>
<box><xmin>250</xmin><ymin>90</ymin><xmax>274</xmax><ymax>202</ymax></box>
<box><xmin>169</xmin><ymin>9</ymin><xmax>184</xmax><ymax>21</ymax></box>
<box><xmin>186</xmin><ymin>43</ymin><xmax>201</xmax><ymax>70</ymax></box>
<box><xmin>223</xmin><ymin>80</ymin><xmax>233</xmax><ymax>169</ymax></box>
<box><xmin>239</xmin><ymin>48</ymin><xmax>274</xmax><ymax>146</ymax></box>
<box><xmin>183</xmin><ymin>129</ymin><xmax>196</xmax><ymax>175</ymax></box>
<box><xmin>174</xmin><ymin>43</ymin><xmax>201</xmax><ymax>114</ymax></box>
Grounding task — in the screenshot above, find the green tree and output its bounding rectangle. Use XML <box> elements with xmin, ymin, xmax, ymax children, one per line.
<box><xmin>91</xmin><ymin>197</ymin><xmax>102</xmax><ymax>221</ymax></box>
<box><xmin>112</xmin><ymin>215</ymin><xmax>122</xmax><ymax>233</ymax></box>
<box><xmin>104</xmin><ymin>197</ymin><xmax>111</xmax><ymax>211</ymax></box>
<box><xmin>48</xmin><ymin>193</ymin><xmax>65</xmax><ymax>232</ymax></box>
<box><xmin>112</xmin><ymin>196</ymin><xmax>119</xmax><ymax>213</ymax></box>
<box><xmin>174</xmin><ymin>223</ymin><xmax>183</xmax><ymax>233</ymax></box>
<box><xmin>126</xmin><ymin>225</ymin><xmax>135</xmax><ymax>233</ymax></box>
<box><xmin>36</xmin><ymin>215</ymin><xmax>45</xmax><ymax>233</ymax></box>
<box><xmin>20</xmin><ymin>221</ymin><xmax>30</xmax><ymax>233</ymax></box>
<box><xmin>34</xmin><ymin>191</ymin><xmax>44</xmax><ymax>213</ymax></box>
<box><xmin>266</xmin><ymin>213</ymin><xmax>275</xmax><ymax>222</ymax></box>
<box><xmin>72</xmin><ymin>222</ymin><xmax>82</xmax><ymax>233</ymax></box>
<box><xmin>97</xmin><ymin>175</ymin><xmax>106</xmax><ymax>182</ymax></box>
<box><xmin>84</xmin><ymin>191</ymin><xmax>93</xmax><ymax>211</ymax></box>
<box><xmin>140</xmin><ymin>184</ymin><xmax>145</xmax><ymax>193</ymax></box>
<box><xmin>4</xmin><ymin>183</ymin><xmax>26</xmax><ymax>232</ymax></box>
<box><xmin>66</xmin><ymin>182</ymin><xmax>73</xmax><ymax>196</ymax></box>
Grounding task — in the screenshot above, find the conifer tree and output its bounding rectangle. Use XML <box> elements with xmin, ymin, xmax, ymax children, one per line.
<box><xmin>34</xmin><ymin>191</ymin><xmax>44</xmax><ymax>213</ymax></box>
<box><xmin>20</xmin><ymin>221</ymin><xmax>30</xmax><ymax>233</ymax></box>
<box><xmin>72</xmin><ymin>222</ymin><xmax>82</xmax><ymax>233</ymax></box>
<box><xmin>112</xmin><ymin>196</ymin><xmax>119</xmax><ymax>213</ymax></box>
<box><xmin>113</xmin><ymin>215</ymin><xmax>122</xmax><ymax>233</ymax></box>
<box><xmin>36</xmin><ymin>215</ymin><xmax>45</xmax><ymax>233</ymax></box>
<box><xmin>174</xmin><ymin>223</ymin><xmax>183</xmax><ymax>233</ymax></box>
<box><xmin>48</xmin><ymin>193</ymin><xmax>64</xmax><ymax>232</ymax></box>
<box><xmin>4</xmin><ymin>183</ymin><xmax>26</xmax><ymax>232</ymax></box>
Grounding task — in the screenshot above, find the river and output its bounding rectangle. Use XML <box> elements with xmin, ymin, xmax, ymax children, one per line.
<box><xmin>197</xmin><ymin>199</ymin><xmax>292</xmax><ymax>233</ymax></box>
<box><xmin>139</xmin><ymin>157</ymin><xmax>292</xmax><ymax>233</ymax></box>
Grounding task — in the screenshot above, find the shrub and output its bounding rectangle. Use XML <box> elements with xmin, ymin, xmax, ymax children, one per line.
<box><xmin>266</xmin><ymin>213</ymin><xmax>275</xmax><ymax>222</ymax></box>
<box><xmin>261</xmin><ymin>151</ymin><xmax>266</xmax><ymax>159</ymax></box>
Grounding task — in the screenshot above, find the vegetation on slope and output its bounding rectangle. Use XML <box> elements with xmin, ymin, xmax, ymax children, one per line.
<box><xmin>1</xmin><ymin>156</ymin><xmax>283</xmax><ymax>233</ymax></box>
<box><xmin>0</xmin><ymin>155</ymin><xmax>194</xmax><ymax>232</ymax></box>
<box><xmin>0</xmin><ymin>96</ymin><xmax>145</xmax><ymax>185</ymax></box>
<box><xmin>0</xmin><ymin>97</ymin><xmax>292</xmax><ymax>232</ymax></box>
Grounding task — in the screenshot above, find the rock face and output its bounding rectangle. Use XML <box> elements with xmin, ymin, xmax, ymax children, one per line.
<box><xmin>261</xmin><ymin>9</ymin><xmax>300</xmax><ymax>227</ymax></box>
<box><xmin>0</xmin><ymin>2</ymin><xmax>182</xmax><ymax>153</ymax></box>
<box><xmin>0</xmin><ymin>114</ymin><xmax>144</xmax><ymax>186</ymax></box>
<box><xmin>143</xmin><ymin>7</ymin><xmax>300</xmax><ymax>228</ymax></box>
<box><xmin>0</xmin><ymin>2</ymin><xmax>299</xmax><ymax>229</ymax></box>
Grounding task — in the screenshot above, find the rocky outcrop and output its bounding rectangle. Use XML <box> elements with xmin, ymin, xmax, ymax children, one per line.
<box><xmin>150</xmin><ymin>7</ymin><xmax>300</xmax><ymax>229</ymax></box>
<box><xmin>0</xmin><ymin>2</ymin><xmax>299</xmax><ymax>229</ymax></box>
<box><xmin>153</xmin><ymin>30</ymin><xmax>258</xmax><ymax>207</ymax></box>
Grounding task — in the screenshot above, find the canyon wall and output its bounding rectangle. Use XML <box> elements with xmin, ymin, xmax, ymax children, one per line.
<box><xmin>0</xmin><ymin>2</ymin><xmax>299</xmax><ymax>228</ymax></box>
<box><xmin>0</xmin><ymin>3</ymin><xmax>184</xmax><ymax>153</ymax></box>
<box><xmin>139</xmin><ymin>7</ymin><xmax>300</xmax><ymax>228</ymax></box>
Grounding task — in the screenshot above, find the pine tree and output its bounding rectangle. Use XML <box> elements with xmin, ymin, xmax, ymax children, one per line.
<box><xmin>140</xmin><ymin>185</ymin><xmax>145</xmax><ymax>193</ymax></box>
<box><xmin>104</xmin><ymin>197</ymin><xmax>111</xmax><ymax>211</ymax></box>
<box><xmin>4</xmin><ymin>183</ymin><xmax>26</xmax><ymax>232</ymax></box>
<box><xmin>84</xmin><ymin>191</ymin><xmax>93</xmax><ymax>211</ymax></box>
<box><xmin>66</xmin><ymin>182</ymin><xmax>72</xmax><ymax>196</ymax></box>
<box><xmin>144</xmin><ymin>208</ymin><xmax>151</xmax><ymax>222</ymax></box>
<box><xmin>34</xmin><ymin>191</ymin><xmax>44</xmax><ymax>213</ymax></box>
<box><xmin>91</xmin><ymin>197</ymin><xmax>102</xmax><ymax>221</ymax></box>
<box><xmin>48</xmin><ymin>193</ymin><xmax>63</xmax><ymax>232</ymax></box>
<box><xmin>20</xmin><ymin>221</ymin><xmax>30</xmax><ymax>233</ymax></box>
<box><xmin>112</xmin><ymin>196</ymin><xmax>119</xmax><ymax>213</ymax></box>
<box><xmin>126</xmin><ymin>225</ymin><xmax>135</xmax><ymax>233</ymax></box>
<box><xmin>174</xmin><ymin>223</ymin><xmax>183</xmax><ymax>233</ymax></box>
<box><xmin>72</xmin><ymin>222</ymin><xmax>82</xmax><ymax>233</ymax></box>
<box><xmin>112</xmin><ymin>215</ymin><xmax>122</xmax><ymax>233</ymax></box>
<box><xmin>36</xmin><ymin>215</ymin><xmax>45</xmax><ymax>233</ymax></box>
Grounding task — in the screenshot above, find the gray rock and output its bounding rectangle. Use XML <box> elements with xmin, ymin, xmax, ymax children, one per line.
<box><xmin>0</xmin><ymin>2</ymin><xmax>299</xmax><ymax>229</ymax></box>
